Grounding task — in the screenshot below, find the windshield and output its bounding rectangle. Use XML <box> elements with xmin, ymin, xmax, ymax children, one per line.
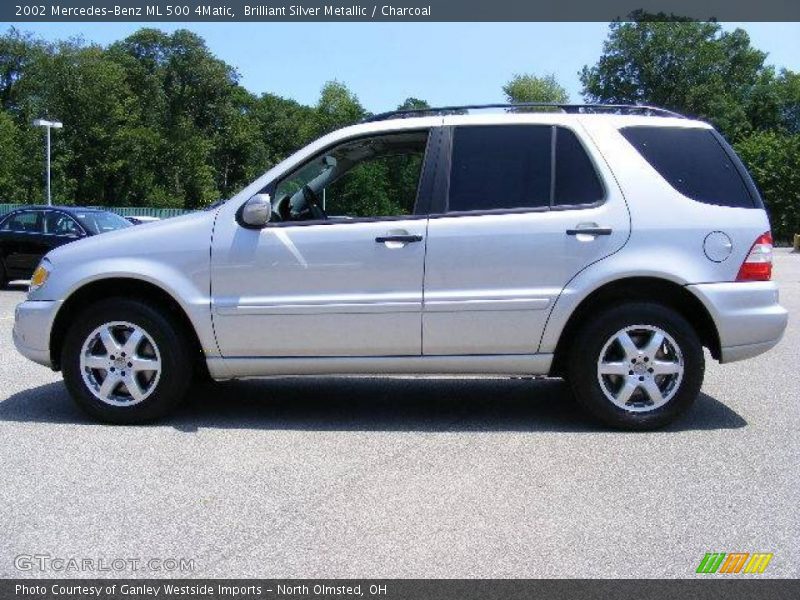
<box><xmin>73</xmin><ymin>211</ymin><xmax>132</xmax><ymax>235</ymax></box>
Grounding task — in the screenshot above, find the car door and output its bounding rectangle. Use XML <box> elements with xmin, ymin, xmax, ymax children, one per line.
<box><xmin>0</xmin><ymin>210</ymin><xmax>48</xmax><ymax>278</ymax></box>
<box><xmin>44</xmin><ymin>210</ymin><xmax>85</xmax><ymax>246</ymax></box>
<box><xmin>422</xmin><ymin>119</ymin><xmax>630</xmax><ymax>355</ymax></box>
<box><xmin>211</xmin><ymin>127</ymin><xmax>439</xmax><ymax>357</ymax></box>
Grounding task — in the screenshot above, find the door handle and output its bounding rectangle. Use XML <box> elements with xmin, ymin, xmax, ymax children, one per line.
<box><xmin>375</xmin><ymin>234</ymin><xmax>423</xmax><ymax>243</ymax></box>
<box><xmin>566</xmin><ymin>227</ymin><xmax>612</xmax><ymax>236</ymax></box>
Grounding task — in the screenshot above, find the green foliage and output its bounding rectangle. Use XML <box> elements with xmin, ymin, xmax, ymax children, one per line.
<box><xmin>735</xmin><ymin>132</ymin><xmax>800</xmax><ymax>242</ymax></box>
<box><xmin>582</xmin><ymin>14</ymin><xmax>800</xmax><ymax>235</ymax></box>
<box><xmin>0</xmin><ymin>111</ymin><xmax>22</xmax><ymax>201</ymax></box>
<box><xmin>503</xmin><ymin>73</ymin><xmax>569</xmax><ymax>104</ymax></box>
<box><xmin>0</xmin><ymin>28</ymin><xmax>373</xmax><ymax>208</ymax></box>
<box><xmin>328</xmin><ymin>153</ymin><xmax>423</xmax><ymax>218</ymax></box>
<box><xmin>314</xmin><ymin>80</ymin><xmax>366</xmax><ymax>136</ymax></box>
<box><xmin>580</xmin><ymin>16</ymin><xmax>779</xmax><ymax>137</ymax></box>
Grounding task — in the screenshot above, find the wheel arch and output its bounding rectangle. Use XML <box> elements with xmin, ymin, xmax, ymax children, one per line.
<box><xmin>549</xmin><ymin>276</ymin><xmax>720</xmax><ymax>377</ymax></box>
<box><xmin>49</xmin><ymin>277</ymin><xmax>207</xmax><ymax>373</ymax></box>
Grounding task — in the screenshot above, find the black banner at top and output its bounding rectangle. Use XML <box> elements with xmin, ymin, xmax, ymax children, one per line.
<box><xmin>5</xmin><ymin>0</ymin><xmax>800</xmax><ymax>22</ymax></box>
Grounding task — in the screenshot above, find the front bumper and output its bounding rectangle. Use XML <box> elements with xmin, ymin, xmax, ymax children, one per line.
<box><xmin>687</xmin><ymin>281</ymin><xmax>788</xmax><ymax>363</ymax></box>
<box><xmin>12</xmin><ymin>299</ymin><xmax>62</xmax><ymax>369</ymax></box>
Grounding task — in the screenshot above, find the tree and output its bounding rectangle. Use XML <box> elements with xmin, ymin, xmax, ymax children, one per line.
<box><xmin>735</xmin><ymin>132</ymin><xmax>800</xmax><ymax>241</ymax></box>
<box><xmin>314</xmin><ymin>80</ymin><xmax>366</xmax><ymax>136</ymax></box>
<box><xmin>0</xmin><ymin>111</ymin><xmax>22</xmax><ymax>201</ymax></box>
<box><xmin>0</xmin><ymin>27</ymin><xmax>46</xmax><ymax>113</ymax></box>
<box><xmin>503</xmin><ymin>73</ymin><xmax>568</xmax><ymax>104</ymax></box>
<box><xmin>250</xmin><ymin>92</ymin><xmax>317</xmax><ymax>172</ymax></box>
<box><xmin>580</xmin><ymin>14</ymin><xmax>774</xmax><ymax>137</ymax></box>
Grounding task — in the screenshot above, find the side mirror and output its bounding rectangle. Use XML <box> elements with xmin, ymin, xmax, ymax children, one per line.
<box><xmin>239</xmin><ymin>193</ymin><xmax>272</xmax><ymax>228</ymax></box>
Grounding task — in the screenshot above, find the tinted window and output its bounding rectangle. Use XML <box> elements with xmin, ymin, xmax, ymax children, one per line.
<box><xmin>621</xmin><ymin>126</ymin><xmax>754</xmax><ymax>208</ymax></box>
<box><xmin>554</xmin><ymin>128</ymin><xmax>604</xmax><ymax>206</ymax></box>
<box><xmin>448</xmin><ymin>125</ymin><xmax>551</xmax><ymax>212</ymax></box>
<box><xmin>2</xmin><ymin>211</ymin><xmax>43</xmax><ymax>233</ymax></box>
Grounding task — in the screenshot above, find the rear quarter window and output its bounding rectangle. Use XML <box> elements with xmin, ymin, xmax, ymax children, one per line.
<box><xmin>620</xmin><ymin>126</ymin><xmax>757</xmax><ymax>208</ymax></box>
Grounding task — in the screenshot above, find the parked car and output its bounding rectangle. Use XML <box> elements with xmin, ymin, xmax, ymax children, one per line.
<box><xmin>12</xmin><ymin>104</ymin><xmax>788</xmax><ymax>429</ymax></box>
<box><xmin>0</xmin><ymin>206</ymin><xmax>131</xmax><ymax>287</ymax></box>
<box><xmin>125</xmin><ymin>215</ymin><xmax>161</xmax><ymax>225</ymax></box>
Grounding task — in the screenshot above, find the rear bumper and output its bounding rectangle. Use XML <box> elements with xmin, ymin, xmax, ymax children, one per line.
<box><xmin>687</xmin><ymin>281</ymin><xmax>788</xmax><ymax>363</ymax></box>
<box><xmin>12</xmin><ymin>299</ymin><xmax>61</xmax><ymax>369</ymax></box>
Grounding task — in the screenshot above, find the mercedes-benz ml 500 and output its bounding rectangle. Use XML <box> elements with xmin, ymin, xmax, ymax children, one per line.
<box><xmin>13</xmin><ymin>104</ymin><xmax>789</xmax><ymax>429</ymax></box>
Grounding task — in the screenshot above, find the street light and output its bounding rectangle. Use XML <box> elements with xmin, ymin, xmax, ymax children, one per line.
<box><xmin>32</xmin><ymin>118</ymin><xmax>63</xmax><ymax>206</ymax></box>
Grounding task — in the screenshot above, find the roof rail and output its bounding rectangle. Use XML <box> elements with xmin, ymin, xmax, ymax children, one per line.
<box><xmin>363</xmin><ymin>103</ymin><xmax>685</xmax><ymax>122</ymax></box>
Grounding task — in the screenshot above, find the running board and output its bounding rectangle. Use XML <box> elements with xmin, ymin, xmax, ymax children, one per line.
<box><xmin>206</xmin><ymin>354</ymin><xmax>553</xmax><ymax>380</ymax></box>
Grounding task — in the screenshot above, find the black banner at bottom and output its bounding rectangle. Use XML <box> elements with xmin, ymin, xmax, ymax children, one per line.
<box><xmin>3</xmin><ymin>579</ymin><xmax>799</xmax><ymax>600</ymax></box>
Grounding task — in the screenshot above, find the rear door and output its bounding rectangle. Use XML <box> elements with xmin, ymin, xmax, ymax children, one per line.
<box><xmin>422</xmin><ymin>118</ymin><xmax>630</xmax><ymax>355</ymax></box>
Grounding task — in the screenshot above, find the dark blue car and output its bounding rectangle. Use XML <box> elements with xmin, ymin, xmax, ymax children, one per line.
<box><xmin>0</xmin><ymin>206</ymin><xmax>131</xmax><ymax>286</ymax></box>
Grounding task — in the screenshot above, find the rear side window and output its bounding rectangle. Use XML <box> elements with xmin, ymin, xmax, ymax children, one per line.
<box><xmin>448</xmin><ymin>125</ymin><xmax>552</xmax><ymax>212</ymax></box>
<box><xmin>447</xmin><ymin>125</ymin><xmax>604</xmax><ymax>213</ymax></box>
<box><xmin>554</xmin><ymin>128</ymin><xmax>604</xmax><ymax>206</ymax></box>
<box><xmin>620</xmin><ymin>126</ymin><xmax>755</xmax><ymax>208</ymax></box>
<box><xmin>1</xmin><ymin>211</ymin><xmax>43</xmax><ymax>233</ymax></box>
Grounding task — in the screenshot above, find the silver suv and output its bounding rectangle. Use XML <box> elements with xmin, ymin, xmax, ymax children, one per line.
<box><xmin>12</xmin><ymin>104</ymin><xmax>789</xmax><ymax>429</ymax></box>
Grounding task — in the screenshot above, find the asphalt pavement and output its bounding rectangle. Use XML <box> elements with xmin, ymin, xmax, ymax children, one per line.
<box><xmin>0</xmin><ymin>250</ymin><xmax>797</xmax><ymax>578</ymax></box>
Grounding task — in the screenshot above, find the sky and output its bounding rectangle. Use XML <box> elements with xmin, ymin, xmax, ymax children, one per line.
<box><xmin>6</xmin><ymin>22</ymin><xmax>800</xmax><ymax>112</ymax></box>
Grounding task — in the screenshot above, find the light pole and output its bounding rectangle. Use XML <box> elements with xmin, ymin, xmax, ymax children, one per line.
<box><xmin>32</xmin><ymin>118</ymin><xmax>63</xmax><ymax>206</ymax></box>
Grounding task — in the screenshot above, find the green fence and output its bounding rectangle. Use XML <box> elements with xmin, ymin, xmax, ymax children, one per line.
<box><xmin>0</xmin><ymin>203</ymin><xmax>192</xmax><ymax>219</ymax></box>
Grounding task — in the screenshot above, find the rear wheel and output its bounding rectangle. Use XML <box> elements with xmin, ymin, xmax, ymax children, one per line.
<box><xmin>567</xmin><ymin>302</ymin><xmax>704</xmax><ymax>430</ymax></box>
<box><xmin>62</xmin><ymin>298</ymin><xmax>192</xmax><ymax>423</ymax></box>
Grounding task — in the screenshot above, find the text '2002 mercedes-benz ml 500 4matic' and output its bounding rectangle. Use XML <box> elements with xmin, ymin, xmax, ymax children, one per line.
<box><xmin>13</xmin><ymin>104</ymin><xmax>788</xmax><ymax>430</ymax></box>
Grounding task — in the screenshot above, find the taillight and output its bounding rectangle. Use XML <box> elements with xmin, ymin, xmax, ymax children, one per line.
<box><xmin>736</xmin><ymin>232</ymin><xmax>773</xmax><ymax>281</ymax></box>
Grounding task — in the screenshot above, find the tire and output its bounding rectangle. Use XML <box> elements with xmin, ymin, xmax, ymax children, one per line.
<box><xmin>567</xmin><ymin>302</ymin><xmax>704</xmax><ymax>430</ymax></box>
<box><xmin>61</xmin><ymin>298</ymin><xmax>193</xmax><ymax>424</ymax></box>
<box><xmin>0</xmin><ymin>258</ymin><xmax>7</xmax><ymax>289</ymax></box>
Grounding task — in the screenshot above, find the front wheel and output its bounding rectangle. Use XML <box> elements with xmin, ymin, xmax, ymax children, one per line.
<box><xmin>567</xmin><ymin>302</ymin><xmax>704</xmax><ymax>430</ymax></box>
<box><xmin>62</xmin><ymin>298</ymin><xmax>193</xmax><ymax>423</ymax></box>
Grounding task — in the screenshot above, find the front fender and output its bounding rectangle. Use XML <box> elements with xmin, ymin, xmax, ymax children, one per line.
<box><xmin>30</xmin><ymin>210</ymin><xmax>217</xmax><ymax>358</ymax></box>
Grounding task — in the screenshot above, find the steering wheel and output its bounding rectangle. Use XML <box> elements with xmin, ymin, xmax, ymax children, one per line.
<box><xmin>302</xmin><ymin>185</ymin><xmax>328</xmax><ymax>221</ymax></box>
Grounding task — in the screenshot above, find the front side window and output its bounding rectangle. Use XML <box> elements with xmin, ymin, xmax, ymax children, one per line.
<box><xmin>447</xmin><ymin>125</ymin><xmax>604</xmax><ymax>213</ymax></box>
<box><xmin>2</xmin><ymin>211</ymin><xmax>44</xmax><ymax>233</ymax></box>
<box><xmin>273</xmin><ymin>130</ymin><xmax>428</xmax><ymax>222</ymax></box>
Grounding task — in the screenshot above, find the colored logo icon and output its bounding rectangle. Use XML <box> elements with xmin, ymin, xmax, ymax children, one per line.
<box><xmin>696</xmin><ymin>553</ymin><xmax>773</xmax><ymax>574</ymax></box>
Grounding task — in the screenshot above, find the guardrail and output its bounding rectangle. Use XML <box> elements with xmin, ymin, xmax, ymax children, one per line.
<box><xmin>0</xmin><ymin>203</ymin><xmax>193</xmax><ymax>219</ymax></box>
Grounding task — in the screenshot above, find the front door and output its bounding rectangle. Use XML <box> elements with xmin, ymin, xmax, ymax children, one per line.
<box><xmin>422</xmin><ymin>121</ymin><xmax>630</xmax><ymax>355</ymax></box>
<box><xmin>211</xmin><ymin>128</ymin><xmax>436</xmax><ymax>357</ymax></box>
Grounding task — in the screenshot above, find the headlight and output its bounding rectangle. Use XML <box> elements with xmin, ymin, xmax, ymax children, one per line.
<box><xmin>29</xmin><ymin>259</ymin><xmax>51</xmax><ymax>293</ymax></box>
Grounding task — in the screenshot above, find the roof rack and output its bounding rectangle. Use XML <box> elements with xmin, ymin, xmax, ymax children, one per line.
<box><xmin>363</xmin><ymin>103</ymin><xmax>685</xmax><ymax>122</ymax></box>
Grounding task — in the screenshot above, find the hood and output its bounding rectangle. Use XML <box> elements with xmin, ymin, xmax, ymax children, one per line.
<box><xmin>46</xmin><ymin>209</ymin><xmax>217</xmax><ymax>266</ymax></box>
